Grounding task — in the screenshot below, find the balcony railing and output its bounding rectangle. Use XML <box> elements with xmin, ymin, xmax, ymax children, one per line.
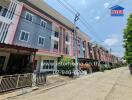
<box><xmin>53</xmin><ymin>49</ymin><xmax>58</xmax><ymax>53</ymax></box>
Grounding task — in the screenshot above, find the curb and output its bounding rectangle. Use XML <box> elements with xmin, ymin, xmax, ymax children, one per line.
<box><xmin>39</xmin><ymin>82</ymin><xmax>66</xmax><ymax>92</ymax></box>
<box><xmin>0</xmin><ymin>87</ymin><xmax>39</xmax><ymax>100</ymax></box>
<box><xmin>0</xmin><ymin>82</ymin><xmax>66</xmax><ymax>100</ymax></box>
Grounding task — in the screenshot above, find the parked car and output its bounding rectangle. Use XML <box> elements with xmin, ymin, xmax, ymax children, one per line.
<box><xmin>128</xmin><ymin>64</ymin><xmax>132</xmax><ymax>75</ymax></box>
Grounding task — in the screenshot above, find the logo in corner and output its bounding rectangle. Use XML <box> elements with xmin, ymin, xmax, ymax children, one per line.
<box><xmin>110</xmin><ymin>5</ymin><xmax>124</xmax><ymax>16</ymax></box>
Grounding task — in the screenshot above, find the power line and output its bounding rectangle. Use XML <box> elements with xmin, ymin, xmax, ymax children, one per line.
<box><xmin>54</xmin><ymin>0</ymin><xmax>76</xmax><ymax>16</ymax></box>
<box><xmin>55</xmin><ymin>0</ymin><xmax>103</xmax><ymax>42</ymax></box>
<box><xmin>63</xmin><ymin>0</ymin><xmax>78</xmax><ymax>13</ymax></box>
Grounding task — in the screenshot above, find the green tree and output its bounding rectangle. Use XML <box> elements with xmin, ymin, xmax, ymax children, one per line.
<box><xmin>57</xmin><ymin>56</ymin><xmax>75</xmax><ymax>75</ymax></box>
<box><xmin>124</xmin><ymin>14</ymin><xmax>132</xmax><ymax>64</ymax></box>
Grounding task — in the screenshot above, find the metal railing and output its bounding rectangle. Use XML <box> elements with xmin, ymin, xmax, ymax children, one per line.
<box><xmin>36</xmin><ymin>73</ymin><xmax>46</xmax><ymax>85</ymax></box>
<box><xmin>0</xmin><ymin>74</ymin><xmax>32</xmax><ymax>93</ymax></box>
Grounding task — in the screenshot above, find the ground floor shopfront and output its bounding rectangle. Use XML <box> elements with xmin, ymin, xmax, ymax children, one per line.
<box><xmin>34</xmin><ymin>50</ymin><xmax>61</xmax><ymax>74</ymax></box>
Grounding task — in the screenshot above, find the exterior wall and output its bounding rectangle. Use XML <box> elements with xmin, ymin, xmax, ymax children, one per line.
<box><xmin>5</xmin><ymin>1</ymin><xmax>24</xmax><ymax>44</ymax></box>
<box><xmin>13</xmin><ymin>8</ymin><xmax>52</xmax><ymax>51</ymax></box>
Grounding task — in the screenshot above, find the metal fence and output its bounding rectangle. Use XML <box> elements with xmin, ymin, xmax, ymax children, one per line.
<box><xmin>36</xmin><ymin>73</ymin><xmax>46</xmax><ymax>85</ymax></box>
<box><xmin>0</xmin><ymin>73</ymin><xmax>32</xmax><ymax>93</ymax></box>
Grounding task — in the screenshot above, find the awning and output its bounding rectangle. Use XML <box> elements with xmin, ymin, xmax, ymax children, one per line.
<box><xmin>0</xmin><ymin>43</ymin><xmax>38</xmax><ymax>52</ymax></box>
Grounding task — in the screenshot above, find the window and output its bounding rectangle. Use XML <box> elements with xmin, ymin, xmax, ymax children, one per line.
<box><xmin>38</xmin><ymin>36</ymin><xmax>45</xmax><ymax>46</ymax></box>
<box><xmin>54</xmin><ymin>27</ymin><xmax>59</xmax><ymax>38</ymax></box>
<box><xmin>0</xmin><ymin>7</ymin><xmax>8</xmax><ymax>17</ymax></box>
<box><xmin>55</xmin><ymin>31</ymin><xmax>59</xmax><ymax>37</ymax></box>
<box><xmin>19</xmin><ymin>30</ymin><xmax>29</xmax><ymax>42</ymax></box>
<box><xmin>83</xmin><ymin>41</ymin><xmax>85</xmax><ymax>48</ymax></box>
<box><xmin>65</xmin><ymin>45</ymin><xmax>69</xmax><ymax>54</ymax></box>
<box><xmin>43</xmin><ymin>60</ymin><xmax>54</xmax><ymax>69</ymax></box>
<box><xmin>25</xmin><ymin>12</ymin><xmax>33</xmax><ymax>22</ymax></box>
<box><xmin>54</xmin><ymin>41</ymin><xmax>58</xmax><ymax>50</ymax></box>
<box><xmin>40</xmin><ymin>19</ymin><xmax>47</xmax><ymax>28</ymax></box>
<box><xmin>83</xmin><ymin>51</ymin><xmax>86</xmax><ymax>56</ymax></box>
<box><xmin>66</xmin><ymin>32</ymin><xmax>70</xmax><ymax>42</ymax></box>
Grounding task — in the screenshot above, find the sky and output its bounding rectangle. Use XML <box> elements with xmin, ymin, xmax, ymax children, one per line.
<box><xmin>44</xmin><ymin>0</ymin><xmax>132</xmax><ymax>57</ymax></box>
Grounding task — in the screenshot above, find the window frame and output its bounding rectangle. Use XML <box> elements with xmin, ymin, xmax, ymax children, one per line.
<box><xmin>40</xmin><ymin>19</ymin><xmax>47</xmax><ymax>28</ymax></box>
<box><xmin>25</xmin><ymin>11</ymin><xmax>33</xmax><ymax>22</ymax></box>
<box><xmin>19</xmin><ymin>30</ymin><xmax>30</xmax><ymax>42</ymax></box>
<box><xmin>38</xmin><ymin>35</ymin><xmax>45</xmax><ymax>46</ymax></box>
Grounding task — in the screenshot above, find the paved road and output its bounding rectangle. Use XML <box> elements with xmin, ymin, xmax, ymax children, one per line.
<box><xmin>11</xmin><ymin>67</ymin><xmax>132</xmax><ymax>100</ymax></box>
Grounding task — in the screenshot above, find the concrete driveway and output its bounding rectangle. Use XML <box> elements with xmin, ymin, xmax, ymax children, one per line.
<box><xmin>11</xmin><ymin>67</ymin><xmax>132</xmax><ymax>100</ymax></box>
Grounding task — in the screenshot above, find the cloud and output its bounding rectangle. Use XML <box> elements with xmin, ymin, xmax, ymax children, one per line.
<box><xmin>95</xmin><ymin>16</ymin><xmax>100</xmax><ymax>20</ymax></box>
<box><xmin>111</xmin><ymin>52</ymin><xmax>120</xmax><ymax>57</ymax></box>
<box><xmin>111</xmin><ymin>51</ymin><xmax>124</xmax><ymax>57</ymax></box>
<box><xmin>104</xmin><ymin>2</ymin><xmax>110</xmax><ymax>8</ymax></box>
<box><xmin>67</xmin><ymin>0</ymin><xmax>87</xmax><ymax>6</ymax></box>
<box><xmin>81</xmin><ymin>0</ymin><xmax>86</xmax><ymax>5</ymax></box>
<box><xmin>103</xmin><ymin>35</ymin><xmax>119</xmax><ymax>46</ymax></box>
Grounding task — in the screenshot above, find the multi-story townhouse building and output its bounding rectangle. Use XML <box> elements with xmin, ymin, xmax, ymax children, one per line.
<box><xmin>84</xmin><ymin>43</ymin><xmax>121</xmax><ymax>70</ymax></box>
<box><xmin>0</xmin><ymin>0</ymin><xmax>38</xmax><ymax>75</ymax></box>
<box><xmin>0</xmin><ymin>0</ymin><xmax>90</xmax><ymax>74</ymax></box>
<box><xmin>0</xmin><ymin>0</ymin><xmax>121</xmax><ymax>75</ymax></box>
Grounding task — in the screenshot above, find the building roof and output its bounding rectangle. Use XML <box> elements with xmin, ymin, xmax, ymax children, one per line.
<box><xmin>110</xmin><ymin>5</ymin><xmax>124</xmax><ymax>10</ymax></box>
<box><xmin>26</xmin><ymin>0</ymin><xmax>90</xmax><ymax>41</ymax></box>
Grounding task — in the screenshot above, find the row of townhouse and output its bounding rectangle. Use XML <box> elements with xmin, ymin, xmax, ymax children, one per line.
<box><xmin>0</xmin><ymin>0</ymin><xmax>120</xmax><ymax>75</ymax></box>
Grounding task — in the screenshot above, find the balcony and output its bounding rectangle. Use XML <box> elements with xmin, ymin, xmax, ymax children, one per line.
<box><xmin>54</xmin><ymin>31</ymin><xmax>59</xmax><ymax>38</ymax></box>
<box><xmin>65</xmin><ymin>45</ymin><xmax>70</xmax><ymax>55</ymax></box>
<box><xmin>53</xmin><ymin>40</ymin><xmax>59</xmax><ymax>53</ymax></box>
<box><xmin>0</xmin><ymin>0</ymin><xmax>17</xmax><ymax>24</ymax></box>
<box><xmin>51</xmin><ymin>31</ymin><xmax>59</xmax><ymax>41</ymax></box>
<box><xmin>0</xmin><ymin>6</ymin><xmax>8</xmax><ymax>17</ymax></box>
<box><xmin>0</xmin><ymin>0</ymin><xmax>10</xmax><ymax>16</ymax></box>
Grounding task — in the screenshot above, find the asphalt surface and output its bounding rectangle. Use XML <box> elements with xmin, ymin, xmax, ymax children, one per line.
<box><xmin>10</xmin><ymin>67</ymin><xmax>132</xmax><ymax>100</ymax></box>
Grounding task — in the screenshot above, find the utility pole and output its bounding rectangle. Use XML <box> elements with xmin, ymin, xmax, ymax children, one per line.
<box><xmin>110</xmin><ymin>48</ymin><xmax>112</xmax><ymax>54</ymax></box>
<box><xmin>73</xmin><ymin>13</ymin><xmax>80</xmax><ymax>73</ymax></box>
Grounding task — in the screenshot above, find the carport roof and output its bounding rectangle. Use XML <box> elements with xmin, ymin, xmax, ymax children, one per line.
<box><xmin>0</xmin><ymin>43</ymin><xmax>38</xmax><ymax>52</ymax></box>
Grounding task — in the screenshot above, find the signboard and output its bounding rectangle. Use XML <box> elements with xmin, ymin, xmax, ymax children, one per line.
<box><xmin>110</xmin><ymin>5</ymin><xmax>124</xmax><ymax>16</ymax></box>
